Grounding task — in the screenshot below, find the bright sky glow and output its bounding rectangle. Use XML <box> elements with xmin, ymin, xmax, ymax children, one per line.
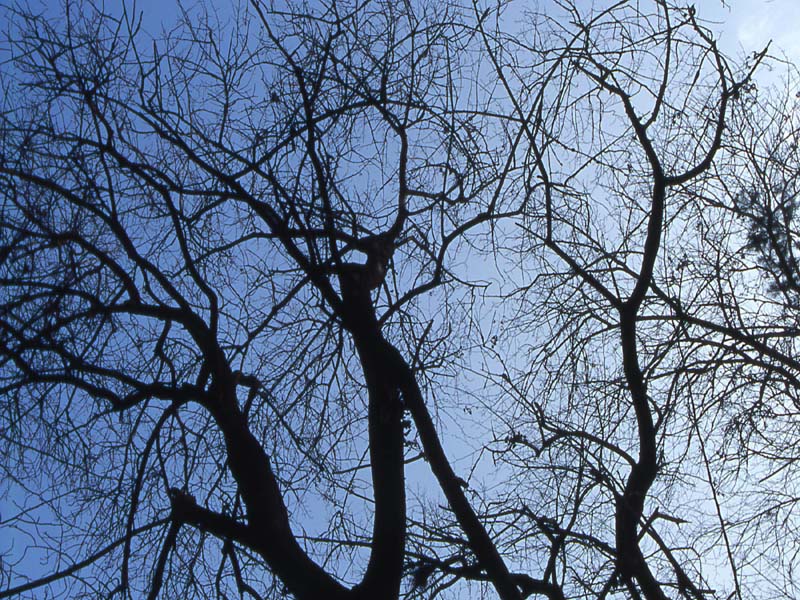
<box><xmin>128</xmin><ymin>0</ymin><xmax>800</xmax><ymax>71</ymax></box>
<box><xmin>707</xmin><ymin>0</ymin><xmax>800</xmax><ymax>66</ymax></box>
<box><xmin>1</xmin><ymin>0</ymin><xmax>798</xmax><ymax>597</ymax></box>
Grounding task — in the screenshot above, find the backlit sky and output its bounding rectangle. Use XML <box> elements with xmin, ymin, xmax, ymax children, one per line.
<box><xmin>1</xmin><ymin>0</ymin><xmax>797</xmax><ymax>593</ymax></box>
<box><xmin>708</xmin><ymin>0</ymin><xmax>800</xmax><ymax>67</ymax></box>
<box><xmin>131</xmin><ymin>0</ymin><xmax>799</xmax><ymax>67</ymax></box>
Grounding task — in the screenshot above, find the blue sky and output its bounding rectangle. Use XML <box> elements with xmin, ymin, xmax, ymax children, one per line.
<box><xmin>1</xmin><ymin>0</ymin><xmax>797</xmax><ymax>596</ymax></box>
<box><xmin>124</xmin><ymin>0</ymin><xmax>800</xmax><ymax>82</ymax></box>
<box><xmin>128</xmin><ymin>0</ymin><xmax>799</xmax><ymax>62</ymax></box>
<box><xmin>704</xmin><ymin>0</ymin><xmax>800</xmax><ymax>66</ymax></box>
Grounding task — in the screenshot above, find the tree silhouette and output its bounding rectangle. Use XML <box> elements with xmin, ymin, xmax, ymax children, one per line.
<box><xmin>1</xmin><ymin>1</ymin><xmax>797</xmax><ymax>599</ymax></box>
<box><xmin>471</xmin><ymin>2</ymin><xmax>780</xmax><ymax>599</ymax></box>
<box><xmin>0</xmin><ymin>1</ymin><xmax>526</xmax><ymax>597</ymax></box>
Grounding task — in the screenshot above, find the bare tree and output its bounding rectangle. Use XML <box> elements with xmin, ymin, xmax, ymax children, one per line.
<box><xmin>655</xmin><ymin>61</ymin><xmax>800</xmax><ymax>599</ymax></box>
<box><xmin>0</xmin><ymin>0</ymin><xmax>529</xmax><ymax>598</ymax></box>
<box><xmin>473</xmin><ymin>2</ymin><xmax>785</xmax><ymax>599</ymax></box>
<box><xmin>3</xmin><ymin>0</ymin><xmax>800</xmax><ymax>599</ymax></box>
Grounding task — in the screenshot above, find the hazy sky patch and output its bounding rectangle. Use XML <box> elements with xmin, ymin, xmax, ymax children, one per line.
<box><xmin>712</xmin><ymin>0</ymin><xmax>800</xmax><ymax>65</ymax></box>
